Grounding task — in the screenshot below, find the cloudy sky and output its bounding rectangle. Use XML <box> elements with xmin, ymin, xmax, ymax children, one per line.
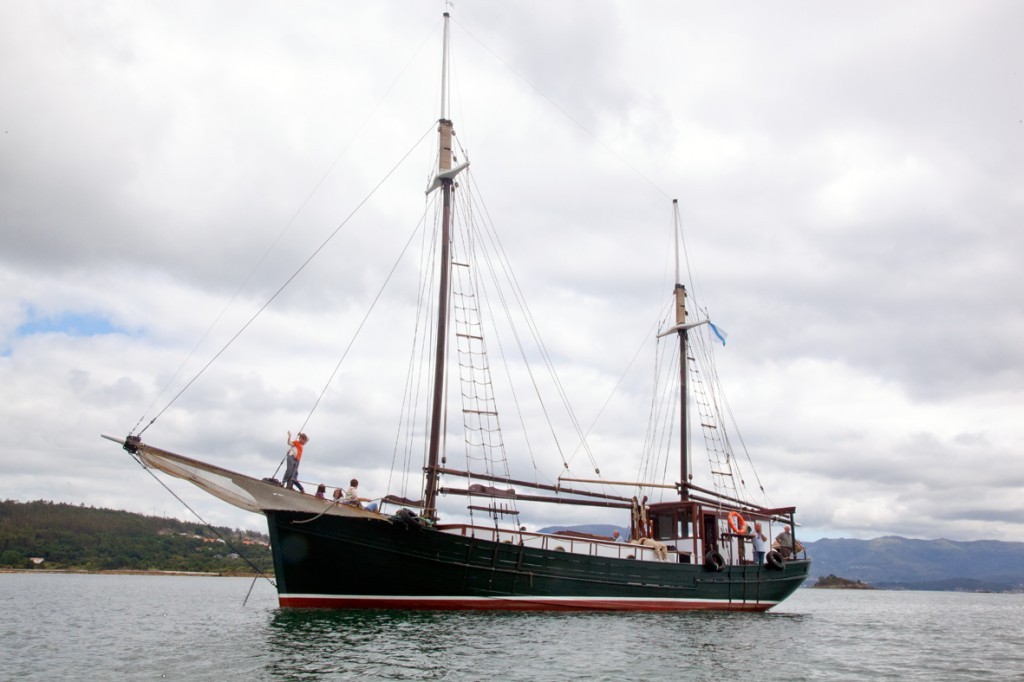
<box><xmin>2</xmin><ymin>1</ymin><xmax>1022</xmax><ymax>543</ymax></box>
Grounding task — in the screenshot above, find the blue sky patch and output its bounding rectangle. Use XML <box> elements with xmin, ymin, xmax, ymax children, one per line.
<box><xmin>16</xmin><ymin>312</ymin><xmax>127</xmax><ymax>338</ymax></box>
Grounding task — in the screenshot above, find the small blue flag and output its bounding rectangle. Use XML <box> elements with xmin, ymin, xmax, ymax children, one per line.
<box><xmin>709</xmin><ymin>322</ymin><xmax>728</xmax><ymax>346</ymax></box>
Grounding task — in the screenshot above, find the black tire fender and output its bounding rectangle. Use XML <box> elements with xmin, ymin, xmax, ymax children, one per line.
<box><xmin>704</xmin><ymin>550</ymin><xmax>725</xmax><ymax>572</ymax></box>
<box><xmin>766</xmin><ymin>549</ymin><xmax>785</xmax><ymax>570</ymax></box>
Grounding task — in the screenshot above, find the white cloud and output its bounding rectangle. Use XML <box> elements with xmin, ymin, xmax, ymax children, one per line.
<box><xmin>2</xmin><ymin>1</ymin><xmax>1022</xmax><ymax>542</ymax></box>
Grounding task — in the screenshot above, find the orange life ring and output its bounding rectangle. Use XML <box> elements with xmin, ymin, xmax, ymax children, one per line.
<box><xmin>728</xmin><ymin>511</ymin><xmax>747</xmax><ymax>535</ymax></box>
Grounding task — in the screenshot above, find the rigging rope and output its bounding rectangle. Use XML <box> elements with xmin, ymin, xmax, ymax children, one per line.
<box><xmin>298</xmin><ymin>180</ymin><xmax>435</xmax><ymax>434</ymax></box>
<box><xmin>137</xmin><ymin>123</ymin><xmax>436</xmax><ymax>437</ymax></box>
<box><xmin>564</xmin><ymin>314</ymin><xmax>664</xmax><ymax>469</ymax></box>
<box><xmin>388</xmin><ymin>187</ymin><xmax>460</xmax><ymax>510</ymax></box>
<box><xmin>131</xmin><ymin>20</ymin><xmax>442</xmax><ymax>438</ymax></box>
<box><xmin>461</xmin><ymin>170</ymin><xmax>586</xmax><ymax>471</ymax></box>
<box><xmin>387</xmin><ymin>200</ymin><xmax>437</xmax><ymax>504</ymax></box>
<box><xmin>291</xmin><ymin>500</ymin><xmax>341</xmax><ymax>525</ymax></box>
<box><xmin>638</xmin><ymin>322</ymin><xmax>679</xmax><ymax>500</ymax></box>
<box><xmin>124</xmin><ymin>449</ymin><xmax>276</xmax><ymax>590</ymax></box>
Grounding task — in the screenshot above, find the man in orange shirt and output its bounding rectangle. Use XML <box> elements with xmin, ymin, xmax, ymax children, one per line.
<box><xmin>283</xmin><ymin>431</ymin><xmax>309</xmax><ymax>492</ymax></box>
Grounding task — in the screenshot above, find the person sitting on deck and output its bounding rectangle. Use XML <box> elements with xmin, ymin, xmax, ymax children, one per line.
<box><xmin>342</xmin><ymin>479</ymin><xmax>378</xmax><ymax>512</ymax></box>
<box><xmin>314</xmin><ymin>483</ymin><xmax>326</xmax><ymax>500</ymax></box>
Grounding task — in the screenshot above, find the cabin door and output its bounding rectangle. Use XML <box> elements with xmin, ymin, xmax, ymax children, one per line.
<box><xmin>701</xmin><ymin>513</ymin><xmax>719</xmax><ymax>552</ymax></box>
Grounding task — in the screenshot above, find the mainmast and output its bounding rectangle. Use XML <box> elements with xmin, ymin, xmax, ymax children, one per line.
<box><xmin>424</xmin><ymin>12</ymin><xmax>458</xmax><ymax>522</ymax></box>
<box><xmin>672</xmin><ymin>199</ymin><xmax>691</xmax><ymax>500</ymax></box>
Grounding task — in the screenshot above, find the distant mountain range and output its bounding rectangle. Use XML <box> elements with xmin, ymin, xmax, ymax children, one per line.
<box><xmin>803</xmin><ymin>536</ymin><xmax>1024</xmax><ymax>592</ymax></box>
<box><xmin>539</xmin><ymin>525</ymin><xmax>1024</xmax><ymax>593</ymax></box>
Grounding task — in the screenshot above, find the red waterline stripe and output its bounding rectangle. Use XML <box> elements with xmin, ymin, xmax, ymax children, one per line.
<box><xmin>278</xmin><ymin>595</ymin><xmax>776</xmax><ymax>612</ymax></box>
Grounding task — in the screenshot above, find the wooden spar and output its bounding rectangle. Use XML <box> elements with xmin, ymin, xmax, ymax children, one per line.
<box><xmin>439</xmin><ymin>487</ymin><xmax>632</xmax><ymax>509</ymax></box>
<box><xmin>557</xmin><ymin>476</ymin><xmax>677</xmax><ymax>490</ymax></box>
<box><xmin>682</xmin><ymin>494</ymin><xmax>797</xmax><ymax>524</ymax></box>
<box><xmin>436</xmin><ymin>467</ymin><xmax>632</xmax><ymax>503</ymax></box>
<box><xmin>682</xmin><ymin>480</ymin><xmax>799</xmax><ymax>516</ymax></box>
<box><xmin>643</xmin><ymin>482</ymin><xmax>796</xmax><ymax>522</ymax></box>
<box><xmin>423</xmin><ymin>12</ymin><xmax>455</xmax><ymax>523</ymax></box>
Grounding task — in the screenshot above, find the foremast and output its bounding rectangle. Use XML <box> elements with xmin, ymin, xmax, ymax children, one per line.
<box><xmin>424</xmin><ymin>12</ymin><xmax>460</xmax><ymax>522</ymax></box>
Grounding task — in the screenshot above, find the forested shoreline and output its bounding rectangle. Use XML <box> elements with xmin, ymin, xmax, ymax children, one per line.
<box><xmin>0</xmin><ymin>499</ymin><xmax>271</xmax><ymax>574</ymax></box>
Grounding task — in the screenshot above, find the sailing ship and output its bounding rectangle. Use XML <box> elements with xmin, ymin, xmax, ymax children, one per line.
<box><xmin>104</xmin><ymin>12</ymin><xmax>810</xmax><ymax>611</ymax></box>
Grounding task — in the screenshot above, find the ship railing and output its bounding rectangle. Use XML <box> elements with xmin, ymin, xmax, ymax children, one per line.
<box><xmin>435</xmin><ymin>523</ymin><xmax>690</xmax><ymax>563</ymax></box>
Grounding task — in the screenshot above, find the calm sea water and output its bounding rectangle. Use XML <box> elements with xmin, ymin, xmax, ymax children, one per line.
<box><xmin>1</xmin><ymin>573</ymin><xmax>1022</xmax><ymax>680</ymax></box>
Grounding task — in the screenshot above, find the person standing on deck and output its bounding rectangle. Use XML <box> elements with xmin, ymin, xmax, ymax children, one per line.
<box><xmin>283</xmin><ymin>431</ymin><xmax>308</xmax><ymax>492</ymax></box>
<box><xmin>773</xmin><ymin>525</ymin><xmax>804</xmax><ymax>558</ymax></box>
<box><xmin>751</xmin><ymin>521</ymin><xmax>767</xmax><ymax>565</ymax></box>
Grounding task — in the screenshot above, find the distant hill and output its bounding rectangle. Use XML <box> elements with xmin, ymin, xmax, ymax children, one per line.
<box><xmin>802</xmin><ymin>536</ymin><xmax>1024</xmax><ymax>592</ymax></box>
<box><xmin>0</xmin><ymin>499</ymin><xmax>271</xmax><ymax>574</ymax></box>
<box><xmin>539</xmin><ymin>525</ymin><xmax>1024</xmax><ymax>593</ymax></box>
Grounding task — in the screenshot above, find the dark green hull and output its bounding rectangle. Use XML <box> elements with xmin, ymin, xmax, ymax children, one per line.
<box><xmin>267</xmin><ymin>511</ymin><xmax>810</xmax><ymax>611</ymax></box>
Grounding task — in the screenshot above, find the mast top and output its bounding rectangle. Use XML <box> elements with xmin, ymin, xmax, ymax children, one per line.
<box><xmin>426</xmin><ymin>12</ymin><xmax>469</xmax><ymax>194</ymax></box>
<box><xmin>440</xmin><ymin>12</ymin><xmax>451</xmax><ymax>122</ymax></box>
<box><xmin>672</xmin><ymin>199</ymin><xmax>681</xmax><ymax>287</ymax></box>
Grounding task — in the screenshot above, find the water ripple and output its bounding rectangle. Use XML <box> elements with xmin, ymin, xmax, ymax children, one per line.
<box><xmin>1</xmin><ymin>574</ymin><xmax>1021</xmax><ymax>680</ymax></box>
